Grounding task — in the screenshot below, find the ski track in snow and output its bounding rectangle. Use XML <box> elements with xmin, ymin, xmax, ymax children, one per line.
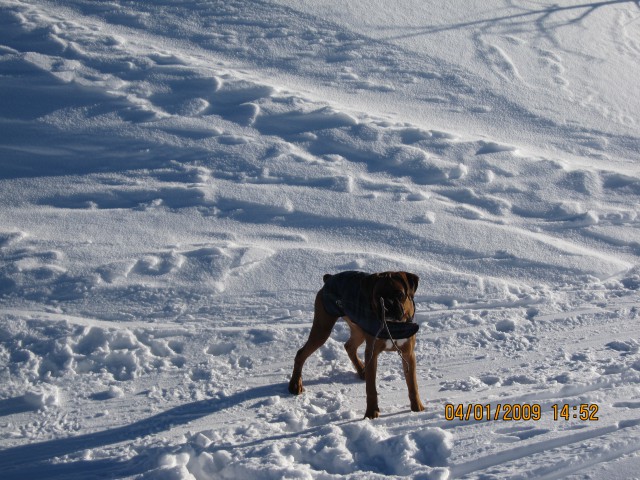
<box><xmin>1</xmin><ymin>0</ymin><xmax>640</xmax><ymax>478</ymax></box>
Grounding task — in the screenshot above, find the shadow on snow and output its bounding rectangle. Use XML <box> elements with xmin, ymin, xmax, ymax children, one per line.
<box><xmin>0</xmin><ymin>382</ymin><xmax>290</xmax><ymax>479</ymax></box>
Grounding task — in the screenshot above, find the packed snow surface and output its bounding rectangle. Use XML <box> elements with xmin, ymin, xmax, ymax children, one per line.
<box><xmin>1</xmin><ymin>0</ymin><xmax>640</xmax><ymax>478</ymax></box>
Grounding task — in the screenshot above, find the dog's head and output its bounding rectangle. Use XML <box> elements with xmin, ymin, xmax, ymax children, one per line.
<box><xmin>363</xmin><ymin>271</ymin><xmax>419</xmax><ymax>322</ymax></box>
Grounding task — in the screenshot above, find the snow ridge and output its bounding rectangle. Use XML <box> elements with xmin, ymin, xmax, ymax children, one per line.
<box><xmin>1</xmin><ymin>0</ymin><xmax>640</xmax><ymax>478</ymax></box>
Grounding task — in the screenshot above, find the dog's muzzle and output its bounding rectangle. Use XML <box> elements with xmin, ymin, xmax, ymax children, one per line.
<box><xmin>378</xmin><ymin>297</ymin><xmax>419</xmax><ymax>339</ymax></box>
<box><xmin>380</xmin><ymin>296</ymin><xmax>414</xmax><ymax>322</ymax></box>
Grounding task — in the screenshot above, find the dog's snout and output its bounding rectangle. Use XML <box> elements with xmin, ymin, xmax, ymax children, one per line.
<box><xmin>381</xmin><ymin>296</ymin><xmax>405</xmax><ymax>320</ymax></box>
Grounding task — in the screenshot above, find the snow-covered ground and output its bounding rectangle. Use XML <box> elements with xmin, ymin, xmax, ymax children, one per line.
<box><xmin>1</xmin><ymin>0</ymin><xmax>640</xmax><ymax>478</ymax></box>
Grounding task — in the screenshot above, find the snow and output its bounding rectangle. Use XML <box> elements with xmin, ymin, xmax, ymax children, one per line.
<box><xmin>1</xmin><ymin>0</ymin><xmax>639</xmax><ymax>478</ymax></box>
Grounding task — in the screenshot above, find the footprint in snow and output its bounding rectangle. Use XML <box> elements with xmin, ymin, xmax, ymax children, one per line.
<box><xmin>0</xmin><ymin>230</ymin><xmax>28</xmax><ymax>248</ymax></box>
<box><xmin>207</xmin><ymin>343</ymin><xmax>235</xmax><ymax>356</ymax></box>
<box><xmin>132</xmin><ymin>253</ymin><xmax>184</xmax><ymax>276</ymax></box>
<box><xmin>494</xmin><ymin>426</ymin><xmax>550</xmax><ymax>443</ymax></box>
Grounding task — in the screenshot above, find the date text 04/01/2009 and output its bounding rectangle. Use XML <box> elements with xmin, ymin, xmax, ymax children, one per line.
<box><xmin>444</xmin><ymin>403</ymin><xmax>599</xmax><ymax>422</ymax></box>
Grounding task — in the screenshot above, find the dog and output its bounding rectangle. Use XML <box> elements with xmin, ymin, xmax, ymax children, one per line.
<box><xmin>288</xmin><ymin>271</ymin><xmax>423</xmax><ymax>419</ymax></box>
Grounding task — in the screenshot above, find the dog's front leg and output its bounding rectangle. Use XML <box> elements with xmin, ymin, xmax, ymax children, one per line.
<box><xmin>402</xmin><ymin>337</ymin><xmax>425</xmax><ymax>412</ymax></box>
<box><xmin>364</xmin><ymin>339</ymin><xmax>383</xmax><ymax>419</ymax></box>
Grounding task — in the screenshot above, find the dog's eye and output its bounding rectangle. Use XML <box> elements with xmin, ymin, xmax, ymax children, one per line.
<box><xmin>386</xmin><ymin>293</ymin><xmax>405</xmax><ymax>305</ymax></box>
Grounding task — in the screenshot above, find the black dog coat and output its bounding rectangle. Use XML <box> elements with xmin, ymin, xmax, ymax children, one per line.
<box><xmin>321</xmin><ymin>271</ymin><xmax>419</xmax><ymax>340</ymax></box>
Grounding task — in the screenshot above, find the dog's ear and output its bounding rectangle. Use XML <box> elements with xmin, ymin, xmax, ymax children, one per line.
<box><xmin>401</xmin><ymin>272</ymin><xmax>419</xmax><ymax>295</ymax></box>
<box><xmin>323</xmin><ymin>273</ymin><xmax>332</xmax><ymax>283</ymax></box>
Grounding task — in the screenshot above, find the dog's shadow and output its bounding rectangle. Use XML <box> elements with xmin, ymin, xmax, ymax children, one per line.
<box><xmin>304</xmin><ymin>369</ymin><xmax>364</xmax><ymax>389</ymax></box>
<box><xmin>0</xmin><ymin>374</ymin><xmax>424</xmax><ymax>479</ymax></box>
<box><xmin>0</xmin><ymin>382</ymin><xmax>291</xmax><ymax>479</ymax></box>
<box><xmin>0</xmin><ymin>372</ymin><xmax>382</xmax><ymax>479</ymax></box>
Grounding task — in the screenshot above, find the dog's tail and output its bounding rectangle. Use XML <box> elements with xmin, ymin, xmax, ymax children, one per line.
<box><xmin>323</xmin><ymin>273</ymin><xmax>332</xmax><ymax>283</ymax></box>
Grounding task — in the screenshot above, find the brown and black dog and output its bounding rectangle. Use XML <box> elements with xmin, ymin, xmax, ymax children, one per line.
<box><xmin>289</xmin><ymin>271</ymin><xmax>423</xmax><ymax>419</ymax></box>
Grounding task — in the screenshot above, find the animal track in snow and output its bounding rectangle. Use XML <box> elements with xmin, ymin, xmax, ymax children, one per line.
<box><xmin>0</xmin><ymin>230</ymin><xmax>27</xmax><ymax>248</ymax></box>
<box><xmin>133</xmin><ymin>253</ymin><xmax>184</xmax><ymax>277</ymax></box>
<box><xmin>41</xmin><ymin>186</ymin><xmax>212</xmax><ymax>210</ymax></box>
<box><xmin>494</xmin><ymin>426</ymin><xmax>550</xmax><ymax>443</ymax></box>
<box><xmin>537</xmin><ymin>48</ymin><xmax>569</xmax><ymax>88</ymax></box>
<box><xmin>127</xmin><ymin>243</ymin><xmax>274</xmax><ymax>294</ymax></box>
<box><xmin>475</xmin><ymin>35</ymin><xmax>523</xmax><ymax>83</ymax></box>
<box><xmin>0</xmin><ymin>232</ymin><xmax>95</xmax><ymax>301</ymax></box>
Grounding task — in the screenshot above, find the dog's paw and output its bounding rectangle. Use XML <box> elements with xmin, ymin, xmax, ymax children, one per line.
<box><xmin>288</xmin><ymin>377</ymin><xmax>305</xmax><ymax>395</ymax></box>
<box><xmin>364</xmin><ymin>408</ymin><xmax>380</xmax><ymax>419</ymax></box>
<box><xmin>411</xmin><ymin>401</ymin><xmax>425</xmax><ymax>412</ymax></box>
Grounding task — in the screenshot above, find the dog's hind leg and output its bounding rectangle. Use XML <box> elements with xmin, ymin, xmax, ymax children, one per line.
<box><xmin>344</xmin><ymin>318</ymin><xmax>366</xmax><ymax>379</ymax></box>
<box><xmin>289</xmin><ymin>291</ymin><xmax>338</xmax><ymax>395</ymax></box>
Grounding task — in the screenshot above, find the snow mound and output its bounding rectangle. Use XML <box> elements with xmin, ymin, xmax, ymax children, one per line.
<box><xmin>148</xmin><ymin>423</ymin><xmax>452</xmax><ymax>479</ymax></box>
<box><xmin>2</xmin><ymin>318</ymin><xmax>185</xmax><ymax>382</ymax></box>
<box><xmin>23</xmin><ymin>384</ymin><xmax>60</xmax><ymax>409</ymax></box>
